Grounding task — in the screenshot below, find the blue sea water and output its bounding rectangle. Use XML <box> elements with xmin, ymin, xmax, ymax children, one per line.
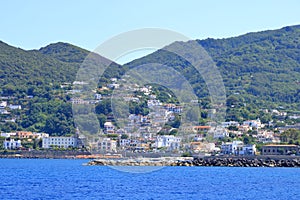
<box><xmin>0</xmin><ymin>159</ymin><xmax>299</xmax><ymax>200</ymax></box>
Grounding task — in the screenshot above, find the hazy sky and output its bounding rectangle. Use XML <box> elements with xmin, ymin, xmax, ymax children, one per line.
<box><xmin>1</xmin><ymin>0</ymin><xmax>300</xmax><ymax>52</ymax></box>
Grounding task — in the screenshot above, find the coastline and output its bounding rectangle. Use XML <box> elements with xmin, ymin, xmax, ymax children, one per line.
<box><xmin>0</xmin><ymin>150</ymin><xmax>92</xmax><ymax>159</ymax></box>
<box><xmin>87</xmin><ymin>155</ymin><xmax>300</xmax><ymax>167</ymax></box>
<box><xmin>1</xmin><ymin>150</ymin><xmax>300</xmax><ymax>168</ymax></box>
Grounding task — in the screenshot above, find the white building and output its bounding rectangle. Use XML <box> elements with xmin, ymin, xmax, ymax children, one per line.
<box><xmin>42</xmin><ymin>136</ymin><xmax>77</xmax><ymax>148</ymax></box>
<box><xmin>221</xmin><ymin>121</ymin><xmax>239</xmax><ymax>128</ymax></box>
<box><xmin>104</xmin><ymin>122</ymin><xmax>114</xmax><ymax>134</ymax></box>
<box><xmin>3</xmin><ymin>139</ymin><xmax>21</xmax><ymax>149</ymax></box>
<box><xmin>147</xmin><ymin>100</ymin><xmax>162</xmax><ymax>107</ymax></box>
<box><xmin>34</xmin><ymin>133</ymin><xmax>50</xmax><ymax>139</ymax></box>
<box><xmin>94</xmin><ymin>93</ymin><xmax>102</xmax><ymax>100</ymax></box>
<box><xmin>0</xmin><ymin>101</ymin><xmax>7</xmax><ymax>108</ymax></box>
<box><xmin>221</xmin><ymin>141</ymin><xmax>244</xmax><ymax>155</ymax></box>
<box><xmin>0</xmin><ymin>109</ymin><xmax>9</xmax><ymax>114</ymax></box>
<box><xmin>155</xmin><ymin>135</ymin><xmax>181</xmax><ymax>151</ymax></box>
<box><xmin>209</xmin><ymin>127</ymin><xmax>229</xmax><ymax>139</ymax></box>
<box><xmin>1</xmin><ymin>132</ymin><xmax>16</xmax><ymax>138</ymax></box>
<box><xmin>97</xmin><ymin>138</ymin><xmax>117</xmax><ymax>152</ymax></box>
<box><xmin>242</xmin><ymin>144</ymin><xmax>256</xmax><ymax>155</ymax></box>
<box><xmin>70</xmin><ymin>98</ymin><xmax>84</xmax><ymax>104</ymax></box>
<box><xmin>8</xmin><ymin>104</ymin><xmax>21</xmax><ymax>110</ymax></box>
<box><xmin>119</xmin><ymin>139</ymin><xmax>131</xmax><ymax>147</ymax></box>
<box><xmin>107</xmin><ymin>83</ymin><xmax>120</xmax><ymax>89</ymax></box>
<box><xmin>221</xmin><ymin>141</ymin><xmax>256</xmax><ymax>155</ymax></box>
<box><xmin>194</xmin><ymin>134</ymin><xmax>205</xmax><ymax>141</ymax></box>
<box><xmin>243</xmin><ymin>119</ymin><xmax>262</xmax><ymax>129</ymax></box>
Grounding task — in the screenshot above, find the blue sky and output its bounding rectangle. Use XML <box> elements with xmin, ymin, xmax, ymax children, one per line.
<box><xmin>1</xmin><ymin>0</ymin><xmax>300</xmax><ymax>52</ymax></box>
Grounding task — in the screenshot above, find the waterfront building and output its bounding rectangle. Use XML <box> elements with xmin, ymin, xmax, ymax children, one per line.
<box><xmin>42</xmin><ymin>136</ymin><xmax>77</xmax><ymax>148</ymax></box>
<box><xmin>242</xmin><ymin>144</ymin><xmax>256</xmax><ymax>155</ymax></box>
<box><xmin>261</xmin><ymin>144</ymin><xmax>299</xmax><ymax>155</ymax></box>
<box><xmin>3</xmin><ymin>138</ymin><xmax>21</xmax><ymax>149</ymax></box>
<box><xmin>155</xmin><ymin>135</ymin><xmax>181</xmax><ymax>151</ymax></box>
<box><xmin>97</xmin><ymin>138</ymin><xmax>117</xmax><ymax>152</ymax></box>
<box><xmin>221</xmin><ymin>141</ymin><xmax>256</xmax><ymax>155</ymax></box>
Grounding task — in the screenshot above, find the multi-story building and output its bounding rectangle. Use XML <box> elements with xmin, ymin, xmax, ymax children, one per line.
<box><xmin>16</xmin><ymin>131</ymin><xmax>38</xmax><ymax>139</ymax></box>
<box><xmin>155</xmin><ymin>135</ymin><xmax>181</xmax><ymax>151</ymax></box>
<box><xmin>42</xmin><ymin>136</ymin><xmax>77</xmax><ymax>148</ymax></box>
<box><xmin>104</xmin><ymin>122</ymin><xmax>115</xmax><ymax>134</ymax></box>
<box><xmin>209</xmin><ymin>127</ymin><xmax>229</xmax><ymax>139</ymax></box>
<box><xmin>221</xmin><ymin>141</ymin><xmax>256</xmax><ymax>155</ymax></box>
<box><xmin>97</xmin><ymin>138</ymin><xmax>117</xmax><ymax>152</ymax></box>
<box><xmin>3</xmin><ymin>139</ymin><xmax>21</xmax><ymax>149</ymax></box>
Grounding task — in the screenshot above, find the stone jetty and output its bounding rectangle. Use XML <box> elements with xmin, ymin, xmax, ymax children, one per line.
<box><xmin>87</xmin><ymin>157</ymin><xmax>193</xmax><ymax>166</ymax></box>
<box><xmin>177</xmin><ymin>156</ymin><xmax>300</xmax><ymax>167</ymax></box>
<box><xmin>87</xmin><ymin>156</ymin><xmax>300</xmax><ymax>167</ymax></box>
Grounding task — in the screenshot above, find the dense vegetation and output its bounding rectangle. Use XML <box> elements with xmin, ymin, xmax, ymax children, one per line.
<box><xmin>0</xmin><ymin>42</ymin><xmax>90</xmax><ymax>134</ymax></box>
<box><xmin>125</xmin><ymin>25</ymin><xmax>300</xmax><ymax>121</ymax></box>
<box><xmin>1</xmin><ymin>25</ymin><xmax>300</xmax><ymax>134</ymax></box>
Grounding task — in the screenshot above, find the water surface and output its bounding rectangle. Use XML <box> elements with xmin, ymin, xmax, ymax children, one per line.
<box><xmin>0</xmin><ymin>159</ymin><xmax>299</xmax><ymax>199</ymax></box>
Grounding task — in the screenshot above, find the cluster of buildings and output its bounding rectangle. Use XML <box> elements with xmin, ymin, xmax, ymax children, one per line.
<box><xmin>2</xmin><ymin>78</ymin><xmax>300</xmax><ymax>157</ymax></box>
<box><xmin>1</xmin><ymin>131</ymin><xmax>79</xmax><ymax>150</ymax></box>
<box><xmin>1</xmin><ymin>129</ymin><xmax>300</xmax><ymax>156</ymax></box>
<box><xmin>0</xmin><ymin>100</ymin><xmax>21</xmax><ymax>115</ymax></box>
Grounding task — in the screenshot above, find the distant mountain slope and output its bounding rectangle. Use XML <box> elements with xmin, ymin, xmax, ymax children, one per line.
<box><xmin>1</xmin><ymin>24</ymin><xmax>300</xmax><ymax>129</ymax></box>
<box><xmin>198</xmin><ymin>25</ymin><xmax>300</xmax><ymax>102</ymax></box>
<box><xmin>0</xmin><ymin>41</ymin><xmax>82</xmax><ymax>94</ymax></box>
<box><xmin>124</xmin><ymin>25</ymin><xmax>300</xmax><ymax>110</ymax></box>
<box><xmin>0</xmin><ymin>41</ymin><xmax>122</xmax><ymax>97</ymax></box>
<box><xmin>38</xmin><ymin>42</ymin><xmax>89</xmax><ymax>63</ymax></box>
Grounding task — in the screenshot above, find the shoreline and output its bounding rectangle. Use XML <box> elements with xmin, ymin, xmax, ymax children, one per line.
<box><xmin>1</xmin><ymin>150</ymin><xmax>300</xmax><ymax>168</ymax></box>
<box><xmin>87</xmin><ymin>155</ymin><xmax>300</xmax><ymax>167</ymax></box>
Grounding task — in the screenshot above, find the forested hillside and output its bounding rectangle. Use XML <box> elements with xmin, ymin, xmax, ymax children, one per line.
<box><xmin>125</xmin><ymin>25</ymin><xmax>300</xmax><ymax>121</ymax></box>
<box><xmin>1</xmin><ymin>25</ymin><xmax>300</xmax><ymax>134</ymax></box>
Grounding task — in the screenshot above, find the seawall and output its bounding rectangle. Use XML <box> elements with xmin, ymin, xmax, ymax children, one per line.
<box><xmin>88</xmin><ymin>156</ymin><xmax>300</xmax><ymax>167</ymax></box>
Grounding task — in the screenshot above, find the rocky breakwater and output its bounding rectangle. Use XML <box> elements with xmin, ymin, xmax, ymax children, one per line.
<box><xmin>87</xmin><ymin>156</ymin><xmax>300</xmax><ymax>167</ymax></box>
<box><xmin>87</xmin><ymin>157</ymin><xmax>193</xmax><ymax>166</ymax></box>
<box><xmin>175</xmin><ymin>156</ymin><xmax>300</xmax><ymax>167</ymax></box>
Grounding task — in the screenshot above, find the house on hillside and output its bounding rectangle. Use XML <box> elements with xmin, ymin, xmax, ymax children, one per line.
<box><xmin>209</xmin><ymin>127</ymin><xmax>229</xmax><ymax>139</ymax></box>
<box><xmin>104</xmin><ymin>122</ymin><xmax>115</xmax><ymax>134</ymax></box>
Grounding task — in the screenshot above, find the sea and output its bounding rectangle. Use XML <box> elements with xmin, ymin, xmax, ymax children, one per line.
<box><xmin>0</xmin><ymin>159</ymin><xmax>299</xmax><ymax>200</ymax></box>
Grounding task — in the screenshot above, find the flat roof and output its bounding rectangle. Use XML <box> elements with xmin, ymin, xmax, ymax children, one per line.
<box><xmin>263</xmin><ymin>144</ymin><xmax>298</xmax><ymax>147</ymax></box>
